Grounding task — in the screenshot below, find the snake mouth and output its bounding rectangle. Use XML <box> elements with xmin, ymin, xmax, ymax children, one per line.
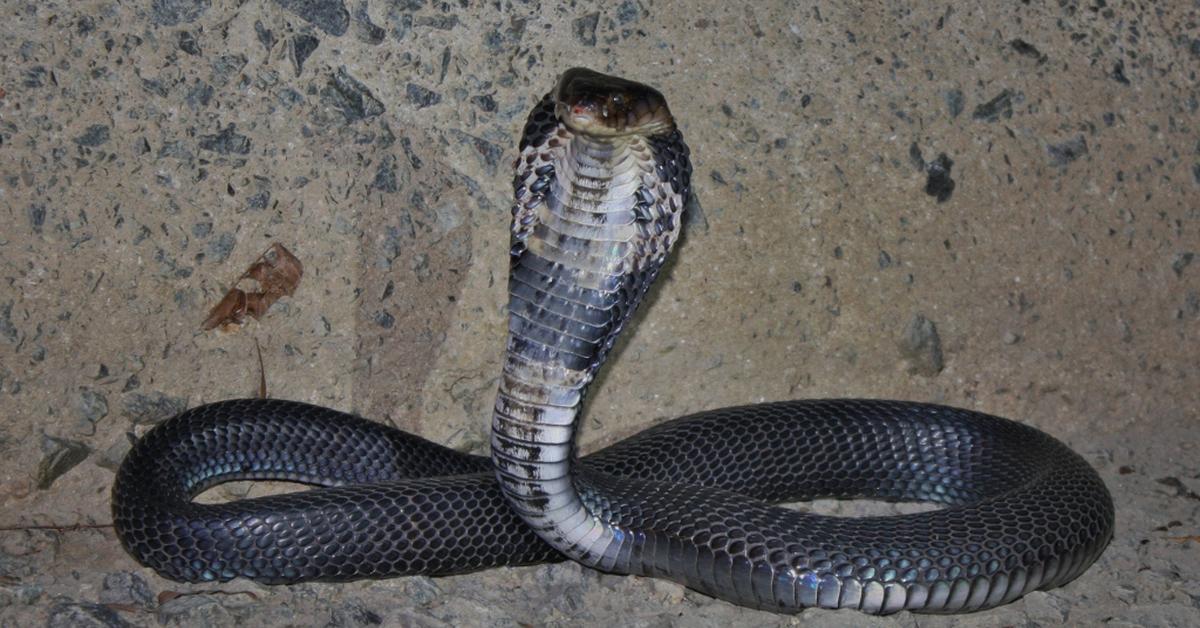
<box><xmin>553</xmin><ymin>67</ymin><xmax>675</xmax><ymax>137</ymax></box>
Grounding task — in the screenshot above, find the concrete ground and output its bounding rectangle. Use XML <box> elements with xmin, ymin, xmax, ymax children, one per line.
<box><xmin>2</xmin><ymin>0</ymin><xmax>1198</xmax><ymax>626</ymax></box>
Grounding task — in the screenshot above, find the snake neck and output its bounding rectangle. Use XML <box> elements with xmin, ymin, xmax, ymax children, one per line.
<box><xmin>491</xmin><ymin>102</ymin><xmax>690</xmax><ymax>565</ymax></box>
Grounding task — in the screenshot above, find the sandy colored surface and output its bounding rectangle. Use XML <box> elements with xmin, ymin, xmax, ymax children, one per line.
<box><xmin>2</xmin><ymin>0</ymin><xmax>1198</xmax><ymax>626</ymax></box>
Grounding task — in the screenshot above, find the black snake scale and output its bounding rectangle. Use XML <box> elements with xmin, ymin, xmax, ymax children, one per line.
<box><xmin>113</xmin><ymin>68</ymin><xmax>1113</xmax><ymax>615</ymax></box>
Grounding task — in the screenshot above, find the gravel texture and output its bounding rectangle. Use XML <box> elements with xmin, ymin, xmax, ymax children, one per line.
<box><xmin>1</xmin><ymin>1</ymin><xmax>1198</xmax><ymax>626</ymax></box>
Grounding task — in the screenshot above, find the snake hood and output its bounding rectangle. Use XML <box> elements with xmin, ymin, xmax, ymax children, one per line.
<box><xmin>493</xmin><ymin>67</ymin><xmax>693</xmax><ymax>564</ymax></box>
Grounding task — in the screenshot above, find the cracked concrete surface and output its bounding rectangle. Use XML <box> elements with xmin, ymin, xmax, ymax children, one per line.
<box><xmin>2</xmin><ymin>0</ymin><xmax>1198</xmax><ymax>626</ymax></box>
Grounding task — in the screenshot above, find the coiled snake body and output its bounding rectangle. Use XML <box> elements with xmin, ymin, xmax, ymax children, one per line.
<box><xmin>113</xmin><ymin>69</ymin><xmax>1113</xmax><ymax>615</ymax></box>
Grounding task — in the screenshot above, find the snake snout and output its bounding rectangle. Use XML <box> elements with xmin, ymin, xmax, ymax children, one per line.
<box><xmin>554</xmin><ymin>67</ymin><xmax>674</xmax><ymax>136</ymax></box>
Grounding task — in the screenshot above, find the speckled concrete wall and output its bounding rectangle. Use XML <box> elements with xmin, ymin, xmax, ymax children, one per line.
<box><xmin>2</xmin><ymin>1</ymin><xmax>1197</xmax><ymax>626</ymax></box>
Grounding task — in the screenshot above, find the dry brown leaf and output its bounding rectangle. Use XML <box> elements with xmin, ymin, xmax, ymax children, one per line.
<box><xmin>202</xmin><ymin>243</ymin><xmax>303</xmax><ymax>330</ymax></box>
<box><xmin>245</xmin><ymin>243</ymin><xmax>303</xmax><ymax>298</ymax></box>
<box><xmin>157</xmin><ymin>590</ymin><xmax>183</xmax><ymax>604</ymax></box>
<box><xmin>201</xmin><ymin>288</ymin><xmax>249</xmax><ymax>330</ymax></box>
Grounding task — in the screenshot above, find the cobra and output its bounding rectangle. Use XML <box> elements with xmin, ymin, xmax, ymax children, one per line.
<box><xmin>112</xmin><ymin>68</ymin><xmax>1114</xmax><ymax>615</ymax></box>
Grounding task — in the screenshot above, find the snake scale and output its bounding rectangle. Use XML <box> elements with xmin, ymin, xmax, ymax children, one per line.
<box><xmin>113</xmin><ymin>68</ymin><xmax>1114</xmax><ymax>615</ymax></box>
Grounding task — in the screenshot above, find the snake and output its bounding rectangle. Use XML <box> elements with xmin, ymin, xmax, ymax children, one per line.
<box><xmin>112</xmin><ymin>68</ymin><xmax>1114</xmax><ymax>615</ymax></box>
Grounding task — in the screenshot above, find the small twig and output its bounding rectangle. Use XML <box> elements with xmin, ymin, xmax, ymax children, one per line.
<box><xmin>102</xmin><ymin>602</ymin><xmax>142</xmax><ymax>614</ymax></box>
<box><xmin>255</xmin><ymin>336</ymin><xmax>267</xmax><ymax>399</ymax></box>
<box><xmin>1164</xmin><ymin>535</ymin><xmax>1200</xmax><ymax>543</ymax></box>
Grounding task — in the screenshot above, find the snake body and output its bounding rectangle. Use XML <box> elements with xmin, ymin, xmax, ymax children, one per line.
<box><xmin>113</xmin><ymin>69</ymin><xmax>1113</xmax><ymax>615</ymax></box>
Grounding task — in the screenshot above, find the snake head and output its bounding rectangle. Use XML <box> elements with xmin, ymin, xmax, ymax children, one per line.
<box><xmin>554</xmin><ymin>68</ymin><xmax>676</xmax><ymax>137</ymax></box>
